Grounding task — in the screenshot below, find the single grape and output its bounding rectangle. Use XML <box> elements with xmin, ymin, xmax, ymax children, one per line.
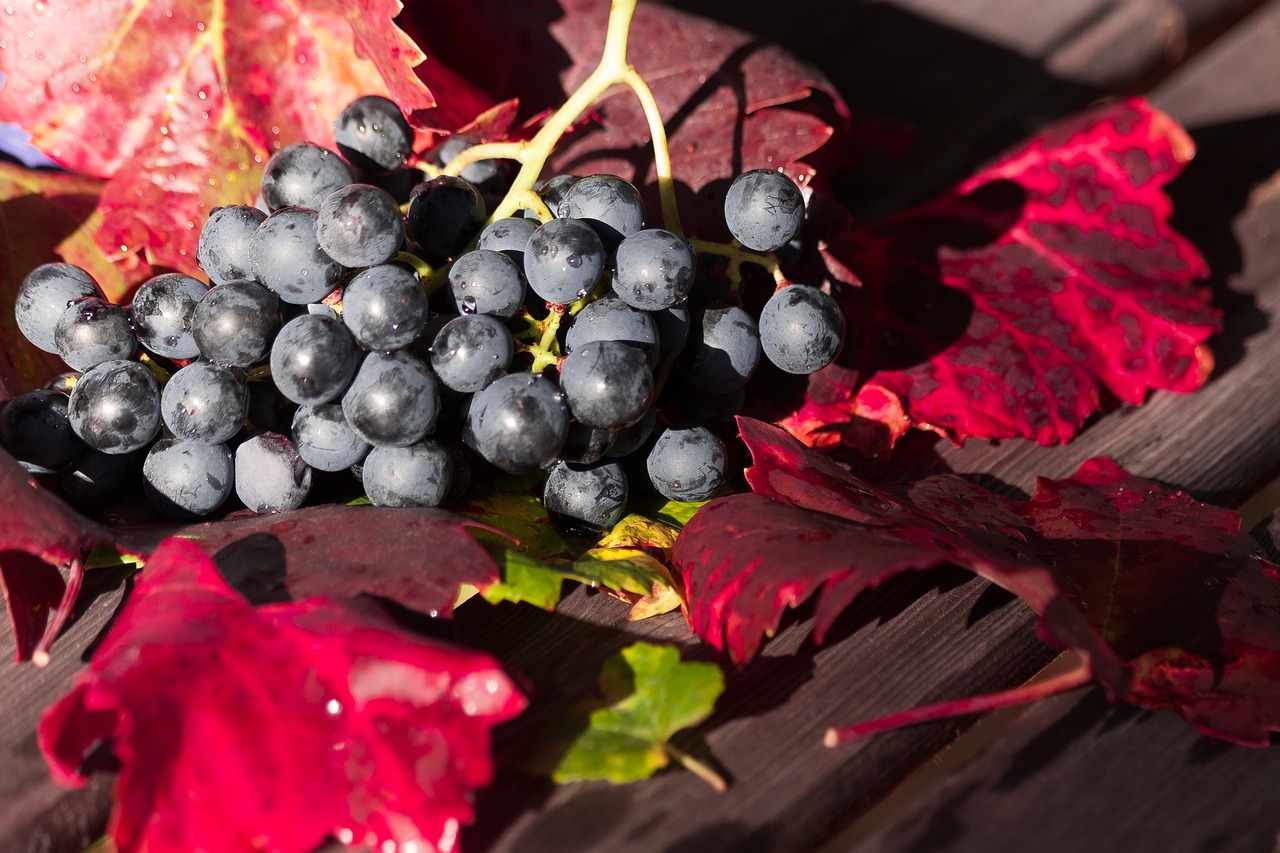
<box><xmin>559</xmin><ymin>340</ymin><xmax>653</xmax><ymax>430</ymax></box>
<box><xmin>340</xmin><ymin>264</ymin><xmax>429</xmax><ymax>351</ymax></box>
<box><xmin>68</xmin><ymin>360</ymin><xmax>162</xmax><ymax>454</ymax></box>
<box><xmin>448</xmin><ymin>248</ymin><xmax>525</xmax><ymax>318</ymax></box>
<box><xmin>758</xmin><ymin>284</ymin><xmax>845</xmax><ymax>374</ymax></box>
<box><xmin>524</xmin><ymin>218</ymin><xmax>605</xmax><ymax>305</ymax></box>
<box><xmin>543</xmin><ymin>459</ymin><xmax>628</xmax><ymax>534</ymax></box>
<box><xmin>724</xmin><ymin>169</ymin><xmax>805</xmax><ymax>252</ymax></box>
<box><xmin>475</xmin><ymin>217</ymin><xmax>537</xmax><ymax>267</ymax></box>
<box><xmin>192</xmin><ymin>281</ymin><xmax>281</xmax><ymax>367</ymax></box>
<box><xmin>16</xmin><ymin>263</ymin><xmax>100</xmax><ymax>353</ymax></box>
<box><xmin>677</xmin><ymin>304</ymin><xmax>761</xmax><ymax>392</ymax></box>
<box><xmin>406</xmin><ymin>175</ymin><xmax>487</xmax><ymax>263</ymax></box>
<box><xmin>361</xmin><ymin>440</ymin><xmax>453</xmax><ymax>507</ymax></box>
<box><xmin>341</xmin><ymin>351</ymin><xmax>440</xmax><ymax>447</ymax></box>
<box><xmin>612</xmin><ymin>229</ymin><xmax>696</xmax><ymax>311</ymax></box>
<box><xmin>198</xmin><ymin>205</ymin><xmax>267</xmax><ymax>286</ymax></box>
<box><xmin>463</xmin><ymin>373</ymin><xmax>567</xmax><ymax>474</ymax></box>
<box><xmin>161</xmin><ymin>361</ymin><xmax>249</xmax><ymax>444</ymax></box>
<box><xmin>315</xmin><ymin>183</ymin><xmax>404</xmax><ymax>268</ymax></box>
<box><xmin>260</xmin><ymin>142</ymin><xmax>354</xmax><ymax>211</ymax></box>
<box><xmin>0</xmin><ymin>389</ymin><xmax>83</xmax><ymax>474</ymax></box>
<box><xmin>557</xmin><ymin>175</ymin><xmax>644</xmax><ymax>246</ymax></box>
<box><xmin>142</xmin><ymin>439</ymin><xmax>234</xmax><ymax>519</ymax></box>
<box><xmin>292</xmin><ymin>404</ymin><xmax>369</xmax><ymax>472</ymax></box>
<box><xmin>130</xmin><ymin>273</ymin><xmax>208</xmax><ymax>359</ymax></box>
<box><xmin>235</xmin><ymin>432</ymin><xmax>312</xmax><ymax>513</ymax></box>
<box><xmin>54</xmin><ymin>298</ymin><xmax>136</xmax><ymax>372</ymax></box>
<box><xmin>269</xmin><ymin>314</ymin><xmax>360</xmax><ymax>406</ymax></box>
<box><xmin>646</xmin><ymin>426</ymin><xmax>726</xmax><ymax>501</ymax></box>
<box><xmin>429</xmin><ymin>314</ymin><xmax>514</xmax><ymax>393</ymax></box>
<box><xmin>534</xmin><ymin>175</ymin><xmax>580</xmax><ymax>214</ymax></box>
<box><xmin>565</xmin><ymin>294</ymin><xmax>659</xmax><ymax>368</ymax></box>
<box><xmin>333</xmin><ymin>95</ymin><xmax>414</xmax><ymax>171</ymax></box>
<box><xmin>251</xmin><ymin>207</ymin><xmax>346</xmax><ymax>305</ymax></box>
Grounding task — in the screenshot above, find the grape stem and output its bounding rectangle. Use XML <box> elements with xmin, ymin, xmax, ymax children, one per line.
<box><xmin>442</xmin><ymin>0</ymin><xmax>682</xmax><ymax>234</ymax></box>
<box><xmin>690</xmin><ymin>238</ymin><xmax>789</xmax><ymax>296</ymax></box>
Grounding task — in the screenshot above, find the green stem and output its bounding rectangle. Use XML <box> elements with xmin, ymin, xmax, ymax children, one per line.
<box><xmin>664</xmin><ymin>742</ymin><xmax>728</xmax><ymax>793</ymax></box>
<box><xmin>690</xmin><ymin>238</ymin><xmax>789</xmax><ymax>292</ymax></box>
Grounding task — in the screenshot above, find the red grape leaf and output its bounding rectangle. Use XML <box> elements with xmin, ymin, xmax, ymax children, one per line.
<box><xmin>404</xmin><ymin>0</ymin><xmax>848</xmax><ymax>237</ymax></box>
<box><xmin>39</xmin><ymin>536</ymin><xmax>526</xmax><ymax>853</ymax></box>
<box><xmin>676</xmin><ymin>419</ymin><xmax>1280</xmax><ymax>744</ymax></box>
<box><xmin>0</xmin><ymin>162</ymin><xmax>150</xmax><ymax>396</ymax></box>
<box><xmin>166</xmin><ymin>504</ymin><xmax>503</xmax><ymax>615</ymax></box>
<box><xmin>0</xmin><ymin>450</ymin><xmax>124</xmax><ymax>664</ymax></box>
<box><xmin>0</xmin><ymin>0</ymin><xmax>438</xmax><ymax>273</ymax></box>
<box><xmin>781</xmin><ymin>99</ymin><xmax>1218</xmax><ymax>453</ymax></box>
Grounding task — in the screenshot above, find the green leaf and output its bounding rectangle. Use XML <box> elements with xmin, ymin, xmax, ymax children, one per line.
<box><xmin>479</xmin><ymin>551</ymin><xmax>566</xmax><ymax>610</ymax></box>
<box><xmin>533</xmin><ymin>642</ymin><xmax>726</xmax><ymax>790</ymax></box>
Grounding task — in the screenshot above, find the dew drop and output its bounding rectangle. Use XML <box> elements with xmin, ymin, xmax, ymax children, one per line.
<box><xmin>325</xmin><ymin>698</ymin><xmax>342</xmax><ymax>716</ymax></box>
<box><xmin>460</xmin><ymin>296</ymin><xmax>477</xmax><ymax>314</ymax></box>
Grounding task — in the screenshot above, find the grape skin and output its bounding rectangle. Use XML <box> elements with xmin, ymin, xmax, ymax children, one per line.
<box><xmin>142</xmin><ymin>439</ymin><xmax>234</xmax><ymax>519</ymax></box>
<box><xmin>559</xmin><ymin>340</ymin><xmax>653</xmax><ymax>430</ymax></box>
<box><xmin>0</xmin><ymin>390</ymin><xmax>83</xmax><ymax>474</ymax></box>
<box><xmin>565</xmin><ymin>294</ymin><xmax>659</xmax><ymax>368</ymax></box>
<box><xmin>448</xmin><ymin>249</ymin><xmax>525</xmax><ymax>318</ymax></box>
<box><xmin>524</xmin><ymin>218</ymin><xmax>606</xmax><ymax>305</ymax></box>
<box><xmin>269</xmin><ymin>315</ymin><xmax>360</xmax><ymax>406</ymax></box>
<box><xmin>16</xmin><ymin>263</ymin><xmax>100</xmax><ymax>353</ymax></box>
<box><xmin>429</xmin><ymin>314</ymin><xmax>514</xmax><ymax>393</ymax></box>
<box><xmin>235</xmin><ymin>433</ymin><xmax>312</xmax><ymax>514</ymax></box>
<box><xmin>557</xmin><ymin>174</ymin><xmax>645</xmax><ymax>246</ymax></box>
<box><xmin>362</xmin><ymin>441</ymin><xmax>453</xmax><ymax>507</ymax></box>
<box><xmin>758</xmin><ymin>284</ymin><xmax>845</xmax><ymax>374</ymax></box>
<box><xmin>341</xmin><ymin>351</ymin><xmax>440</xmax><ymax>447</ymax></box>
<box><xmin>341</xmin><ymin>265</ymin><xmax>429</xmax><ymax>351</ymax></box>
<box><xmin>68</xmin><ymin>360</ymin><xmax>162</xmax><ymax>454</ymax></box>
<box><xmin>198</xmin><ymin>206</ymin><xmax>267</xmax><ymax>286</ymax></box>
<box><xmin>251</xmin><ymin>207</ymin><xmax>347</xmax><ymax>305</ymax></box>
<box><xmin>260</xmin><ymin>143</ymin><xmax>354</xmax><ymax>211</ymax></box>
<box><xmin>464</xmin><ymin>373</ymin><xmax>568</xmax><ymax>474</ymax></box>
<box><xmin>724</xmin><ymin>169</ymin><xmax>805</xmax><ymax>253</ymax></box>
<box><xmin>646</xmin><ymin>426</ymin><xmax>727</xmax><ymax>501</ymax></box>
<box><xmin>292</xmin><ymin>404</ymin><xmax>370</xmax><ymax>472</ymax></box>
<box><xmin>677</xmin><ymin>304</ymin><xmax>761</xmax><ymax>392</ymax></box>
<box><xmin>192</xmin><ymin>281</ymin><xmax>281</xmax><ymax>368</ymax></box>
<box><xmin>315</xmin><ymin>184</ymin><xmax>404</xmax><ymax>268</ymax></box>
<box><xmin>161</xmin><ymin>361</ymin><xmax>249</xmax><ymax>445</ymax></box>
<box><xmin>130</xmin><ymin>273</ymin><xmax>208</xmax><ymax>359</ymax></box>
<box><xmin>333</xmin><ymin>95</ymin><xmax>414</xmax><ymax>171</ymax></box>
<box><xmin>406</xmin><ymin>175</ymin><xmax>487</xmax><ymax>264</ymax></box>
<box><xmin>543</xmin><ymin>459</ymin><xmax>628</xmax><ymax>534</ymax></box>
<box><xmin>612</xmin><ymin>229</ymin><xmax>696</xmax><ymax>311</ymax></box>
<box><xmin>476</xmin><ymin>217</ymin><xmax>537</xmax><ymax>267</ymax></box>
<box><xmin>54</xmin><ymin>298</ymin><xmax>137</xmax><ymax>372</ymax></box>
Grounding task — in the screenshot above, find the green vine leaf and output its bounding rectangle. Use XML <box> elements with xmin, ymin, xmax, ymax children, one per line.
<box><xmin>530</xmin><ymin>642</ymin><xmax>726</xmax><ymax>791</ymax></box>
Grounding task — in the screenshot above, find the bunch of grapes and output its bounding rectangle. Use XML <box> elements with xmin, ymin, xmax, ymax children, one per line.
<box><xmin>3</xmin><ymin>95</ymin><xmax>843</xmax><ymax>534</ymax></box>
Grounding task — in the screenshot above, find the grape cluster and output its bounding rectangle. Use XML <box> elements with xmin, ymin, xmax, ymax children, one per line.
<box><xmin>4</xmin><ymin>95</ymin><xmax>844</xmax><ymax>533</ymax></box>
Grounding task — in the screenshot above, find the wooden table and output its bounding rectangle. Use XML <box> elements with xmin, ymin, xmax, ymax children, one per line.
<box><xmin>5</xmin><ymin>1</ymin><xmax>1280</xmax><ymax>850</ymax></box>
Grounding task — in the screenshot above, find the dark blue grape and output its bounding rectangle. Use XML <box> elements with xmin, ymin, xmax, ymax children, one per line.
<box><xmin>559</xmin><ymin>422</ymin><xmax>617</xmax><ymax>465</ymax></box>
<box><xmin>16</xmin><ymin>263</ymin><xmax>100</xmax><ymax>353</ymax></box>
<box><xmin>654</xmin><ymin>304</ymin><xmax>690</xmax><ymax>365</ymax></box>
<box><xmin>292</xmin><ymin>404</ymin><xmax>369</xmax><ymax>472</ymax></box>
<box><xmin>333</xmin><ymin>96</ymin><xmax>414</xmax><ymax>171</ymax></box>
<box><xmin>646</xmin><ymin>426</ymin><xmax>726</xmax><ymax>501</ymax></box>
<box><xmin>559</xmin><ymin>340</ymin><xmax>653</xmax><ymax>430</ymax></box>
<box><xmin>340</xmin><ymin>264</ymin><xmax>429</xmax><ymax>351</ymax></box>
<box><xmin>68</xmin><ymin>360</ymin><xmax>162</xmax><ymax>454</ymax></box>
<box><xmin>341</xmin><ymin>351</ymin><xmax>440</xmax><ymax>447</ymax></box>
<box><xmin>524</xmin><ymin>218</ymin><xmax>606</xmax><ymax>305</ymax></box>
<box><xmin>251</xmin><ymin>207</ymin><xmax>346</xmax><ymax>305</ymax></box>
<box><xmin>437</xmin><ymin>136</ymin><xmax>504</xmax><ymax>192</ymax></box>
<box><xmin>260</xmin><ymin>142</ymin><xmax>354</xmax><ymax>211</ymax></box>
<box><xmin>315</xmin><ymin>183</ymin><xmax>404</xmax><ymax>268</ymax></box>
<box><xmin>54</xmin><ymin>298</ymin><xmax>136</xmax><ymax>371</ymax></box>
<box><xmin>463</xmin><ymin>373</ymin><xmax>567</xmax><ymax>474</ymax></box>
<box><xmin>198</xmin><ymin>205</ymin><xmax>267</xmax><ymax>286</ymax></box>
<box><xmin>0</xmin><ymin>390</ymin><xmax>83</xmax><ymax>474</ymax></box>
<box><xmin>235</xmin><ymin>432</ymin><xmax>311</xmax><ymax>513</ymax></box>
<box><xmin>724</xmin><ymin>169</ymin><xmax>805</xmax><ymax>252</ymax></box>
<box><xmin>543</xmin><ymin>459</ymin><xmax>628</xmax><ymax>534</ymax></box>
<box><xmin>270</xmin><ymin>315</ymin><xmax>360</xmax><ymax>406</ymax></box>
<box><xmin>605</xmin><ymin>406</ymin><xmax>657</xmax><ymax>459</ymax></box>
<box><xmin>613</xmin><ymin>229</ymin><xmax>696</xmax><ymax>311</ymax></box>
<box><xmin>130</xmin><ymin>273</ymin><xmax>208</xmax><ymax>359</ymax></box>
<box><xmin>429</xmin><ymin>314</ymin><xmax>513</xmax><ymax>393</ymax></box>
<box><xmin>161</xmin><ymin>361</ymin><xmax>248</xmax><ymax>444</ymax></box>
<box><xmin>142</xmin><ymin>439</ymin><xmax>234</xmax><ymax>519</ymax></box>
<box><xmin>533</xmin><ymin>175</ymin><xmax>580</xmax><ymax>215</ymax></box>
<box><xmin>361</xmin><ymin>440</ymin><xmax>453</xmax><ymax>507</ymax></box>
<box><xmin>192</xmin><ymin>281</ymin><xmax>281</xmax><ymax>367</ymax></box>
<box><xmin>557</xmin><ymin>175</ymin><xmax>644</xmax><ymax>247</ymax></box>
<box><xmin>565</xmin><ymin>294</ymin><xmax>659</xmax><ymax>368</ymax></box>
<box><xmin>448</xmin><ymin>248</ymin><xmax>525</xmax><ymax>318</ymax></box>
<box><xmin>406</xmin><ymin>175</ymin><xmax>487</xmax><ymax>264</ymax></box>
<box><xmin>758</xmin><ymin>284</ymin><xmax>845</xmax><ymax>374</ymax></box>
<box><xmin>476</xmin><ymin>217</ymin><xmax>536</xmax><ymax>267</ymax></box>
<box><xmin>677</xmin><ymin>304</ymin><xmax>761</xmax><ymax>392</ymax></box>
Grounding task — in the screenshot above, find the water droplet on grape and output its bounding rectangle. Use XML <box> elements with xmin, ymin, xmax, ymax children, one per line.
<box><xmin>460</xmin><ymin>296</ymin><xmax>477</xmax><ymax>314</ymax></box>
